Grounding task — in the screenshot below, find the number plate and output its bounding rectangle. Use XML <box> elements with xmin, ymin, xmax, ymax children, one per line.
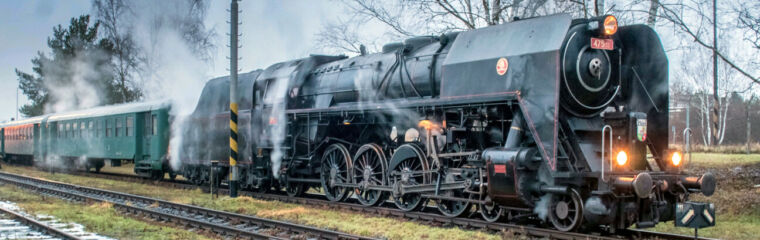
<box><xmin>591</xmin><ymin>38</ymin><xmax>614</xmax><ymax>50</ymax></box>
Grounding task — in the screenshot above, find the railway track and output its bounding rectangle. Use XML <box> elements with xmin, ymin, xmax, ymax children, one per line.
<box><xmin>0</xmin><ymin>171</ymin><xmax>375</xmax><ymax>240</ymax></box>
<box><xmin>67</xmin><ymin>170</ymin><xmax>719</xmax><ymax>240</ymax></box>
<box><xmin>0</xmin><ymin>205</ymin><xmax>85</xmax><ymax>240</ymax></box>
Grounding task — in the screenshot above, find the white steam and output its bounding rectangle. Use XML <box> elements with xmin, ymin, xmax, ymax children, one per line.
<box><xmin>265</xmin><ymin>74</ymin><xmax>292</xmax><ymax>179</ymax></box>
<box><xmin>40</xmin><ymin>44</ymin><xmax>113</xmax><ymax>114</ymax></box>
<box><xmin>533</xmin><ymin>194</ymin><xmax>552</xmax><ymax>220</ymax></box>
<box><xmin>128</xmin><ymin>1</ymin><xmax>212</xmax><ymax>171</ymax></box>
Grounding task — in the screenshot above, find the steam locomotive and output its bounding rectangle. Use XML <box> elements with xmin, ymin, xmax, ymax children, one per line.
<box><xmin>179</xmin><ymin>14</ymin><xmax>716</xmax><ymax>231</ymax></box>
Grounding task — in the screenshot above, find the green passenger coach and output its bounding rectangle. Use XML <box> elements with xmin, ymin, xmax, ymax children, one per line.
<box><xmin>0</xmin><ymin>101</ymin><xmax>172</xmax><ymax>179</ymax></box>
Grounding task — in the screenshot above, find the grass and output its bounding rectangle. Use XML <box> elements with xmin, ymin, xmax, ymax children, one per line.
<box><xmin>0</xmin><ymin>165</ymin><xmax>501</xmax><ymax>240</ymax></box>
<box><xmin>686</xmin><ymin>152</ymin><xmax>760</xmax><ymax>168</ymax></box>
<box><xmin>671</xmin><ymin>143</ymin><xmax>760</xmax><ymax>154</ymax></box>
<box><xmin>649</xmin><ymin>152</ymin><xmax>760</xmax><ymax>240</ymax></box>
<box><xmin>0</xmin><ymin>184</ymin><xmax>211</xmax><ymax>240</ymax></box>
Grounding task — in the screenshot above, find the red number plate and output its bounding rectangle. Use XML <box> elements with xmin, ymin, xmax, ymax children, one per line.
<box><xmin>591</xmin><ymin>38</ymin><xmax>614</xmax><ymax>50</ymax></box>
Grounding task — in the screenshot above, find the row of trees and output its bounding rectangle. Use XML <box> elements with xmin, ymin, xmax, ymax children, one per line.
<box><xmin>15</xmin><ymin>0</ymin><xmax>215</xmax><ymax>117</ymax></box>
<box><xmin>670</xmin><ymin>84</ymin><xmax>758</xmax><ymax>148</ymax></box>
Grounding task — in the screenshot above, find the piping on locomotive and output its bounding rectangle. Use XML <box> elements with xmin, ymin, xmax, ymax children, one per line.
<box><xmin>177</xmin><ymin>13</ymin><xmax>716</xmax><ymax>231</ymax></box>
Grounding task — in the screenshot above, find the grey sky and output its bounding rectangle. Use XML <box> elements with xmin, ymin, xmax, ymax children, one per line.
<box><xmin>0</xmin><ymin>0</ymin><xmax>351</xmax><ymax>121</ymax></box>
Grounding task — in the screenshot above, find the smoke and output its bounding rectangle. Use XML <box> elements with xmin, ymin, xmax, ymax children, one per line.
<box><xmin>124</xmin><ymin>1</ymin><xmax>214</xmax><ymax>171</ymax></box>
<box><xmin>533</xmin><ymin>194</ymin><xmax>552</xmax><ymax>220</ymax></box>
<box><xmin>40</xmin><ymin>46</ymin><xmax>113</xmax><ymax>114</ymax></box>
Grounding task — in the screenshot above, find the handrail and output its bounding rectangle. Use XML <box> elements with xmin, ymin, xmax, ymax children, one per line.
<box><xmin>682</xmin><ymin>128</ymin><xmax>693</xmax><ymax>168</ymax></box>
<box><xmin>601</xmin><ymin>125</ymin><xmax>613</xmax><ymax>182</ymax></box>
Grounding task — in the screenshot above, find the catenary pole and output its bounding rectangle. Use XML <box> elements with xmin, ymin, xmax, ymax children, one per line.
<box><xmin>229</xmin><ymin>0</ymin><xmax>240</xmax><ymax>198</ymax></box>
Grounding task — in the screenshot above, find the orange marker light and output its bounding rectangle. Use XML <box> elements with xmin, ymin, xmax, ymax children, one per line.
<box><xmin>671</xmin><ymin>152</ymin><xmax>682</xmax><ymax>166</ymax></box>
<box><xmin>418</xmin><ymin>120</ymin><xmax>433</xmax><ymax>130</ymax></box>
<box><xmin>616</xmin><ymin>150</ymin><xmax>627</xmax><ymax>166</ymax></box>
<box><xmin>603</xmin><ymin>15</ymin><xmax>618</xmax><ymax>36</ymax></box>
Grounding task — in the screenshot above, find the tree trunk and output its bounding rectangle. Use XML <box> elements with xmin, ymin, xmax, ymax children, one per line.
<box><xmin>647</xmin><ymin>0</ymin><xmax>659</xmax><ymax>27</ymax></box>
<box><xmin>748</xmin><ymin>101</ymin><xmax>752</xmax><ymax>154</ymax></box>
<box><xmin>594</xmin><ymin>0</ymin><xmax>604</xmax><ymax>16</ymax></box>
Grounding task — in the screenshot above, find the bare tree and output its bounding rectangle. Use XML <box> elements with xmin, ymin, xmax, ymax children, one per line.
<box><xmin>318</xmin><ymin>0</ymin><xmax>588</xmax><ymax>54</ymax></box>
<box><xmin>94</xmin><ymin>0</ymin><xmax>141</xmax><ymax>103</ymax></box>
<box><xmin>91</xmin><ymin>0</ymin><xmax>216</xmax><ymax>98</ymax></box>
<box><xmin>654</xmin><ymin>0</ymin><xmax>759</xmax><ymax>85</ymax></box>
<box><xmin>737</xmin><ymin>1</ymin><xmax>760</xmax><ymax>50</ymax></box>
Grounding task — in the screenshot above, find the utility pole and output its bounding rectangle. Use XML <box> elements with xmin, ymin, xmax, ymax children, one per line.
<box><xmin>711</xmin><ymin>0</ymin><xmax>719</xmax><ymax>146</ymax></box>
<box><xmin>228</xmin><ymin>0</ymin><xmax>240</xmax><ymax>198</ymax></box>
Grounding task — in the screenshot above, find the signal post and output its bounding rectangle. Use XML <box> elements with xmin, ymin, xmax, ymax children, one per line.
<box><xmin>228</xmin><ymin>0</ymin><xmax>240</xmax><ymax>198</ymax></box>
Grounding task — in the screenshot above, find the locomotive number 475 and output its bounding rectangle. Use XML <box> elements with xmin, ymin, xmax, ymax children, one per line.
<box><xmin>591</xmin><ymin>37</ymin><xmax>614</xmax><ymax>50</ymax></box>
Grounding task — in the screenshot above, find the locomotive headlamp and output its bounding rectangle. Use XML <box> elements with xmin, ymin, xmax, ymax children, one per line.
<box><xmin>671</xmin><ymin>151</ymin><xmax>682</xmax><ymax>167</ymax></box>
<box><xmin>603</xmin><ymin>15</ymin><xmax>618</xmax><ymax>36</ymax></box>
<box><xmin>616</xmin><ymin>150</ymin><xmax>628</xmax><ymax>166</ymax></box>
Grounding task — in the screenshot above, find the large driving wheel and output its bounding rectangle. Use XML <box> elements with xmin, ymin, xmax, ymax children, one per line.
<box><xmin>436</xmin><ymin>189</ymin><xmax>472</xmax><ymax>217</ymax></box>
<box><xmin>352</xmin><ymin>143</ymin><xmax>388</xmax><ymax>206</ymax></box>
<box><xmin>320</xmin><ymin>143</ymin><xmax>352</xmax><ymax>202</ymax></box>
<box><xmin>548</xmin><ymin>188</ymin><xmax>584</xmax><ymax>232</ymax></box>
<box><xmin>479</xmin><ymin>201</ymin><xmax>504</xmax><ymax>222</ymax></box>
<box><xmin>389</xmin><ymin>144</ymin><xmax>428</xmax><ymax>211</ymax></box>
<box><xmin>286</xmin><ymin>180</ymin><xmax>305</xmax><ymax>197</ymax></box>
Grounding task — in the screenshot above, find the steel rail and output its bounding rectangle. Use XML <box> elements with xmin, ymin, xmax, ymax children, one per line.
<box><xmin>35</xmin><ymin>169</ymin><xmax>720</xmax><ymax>240</ymax></box>
<box><xmin>0</xmin><ymin>205</ymin><xmax>83</xmax><ymax>240</ymax></box>
<box><xmin>0</xmin><ymin>171</ymin><xmax>374</xmax><ymax>240</ymax></box>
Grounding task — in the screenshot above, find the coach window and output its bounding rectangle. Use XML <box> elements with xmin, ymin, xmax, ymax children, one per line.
<box><xmin>152</xmin><ymin>115</ymin><xmax>157</xmax><ymax>135</ymax></box>
<box><xmin>116</xmin><ymin>118</ymin><xmax>123</xmax><ymax>137</ymax></box>
<box><xmin>99</xmin><ymin>120</ymin><xmax>104</xmax><ymax>137</ymax></box>
<box><xmin>106</xmin><ymin>119</ymin><xmax>112</xmax><ymax>137</ymax></box>
<box><xmin>144</xmin><ymin>114</ymin><xmax>151</xmax><ymax>136</ymax></box>
<box><xmin>80</xmin><ymin>121</ymin><xmax>86</xmax><ymax>138</ymax></box>
<box><xmin>126</xmin><ymin>116</ymin><xmax>134</xmax><ymax>137</ymax></box>
<box><xmin>89</xmin><ymin>121</ymin><xmax>94</xmax><ymax>137</ymax></box>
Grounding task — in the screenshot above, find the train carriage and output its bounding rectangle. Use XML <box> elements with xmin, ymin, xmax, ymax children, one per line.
<box><xmin>42</xmin><ymin>101</ymin><xmax>171</xmax><ymax>178</ymax></box>
<box><xmin>0</xmin><ymin>115</ymin><xmax>47</xmax><ymax>165</ymax></box>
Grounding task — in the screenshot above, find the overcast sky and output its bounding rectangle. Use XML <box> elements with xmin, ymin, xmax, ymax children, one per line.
<box><xmin>0</xmin><ymin>0</ymin><xmax>351</xmax><ymax>121</ymax></box>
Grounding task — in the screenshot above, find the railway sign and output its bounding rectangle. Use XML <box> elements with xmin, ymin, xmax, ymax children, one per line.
<box><xmin>590</xmin><ymin>38</ymin><xmax>613</xmax><ymax>50</ymax></box>
<box><xmin>675</xmin><ymin>202</ymin><xmax>715</xmax><ymax>229</ymax></box>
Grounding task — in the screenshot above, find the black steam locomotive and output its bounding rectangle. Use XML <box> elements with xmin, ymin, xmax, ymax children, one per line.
<box><xmin>180</xmin><ymin>14</ymin><xmax>716</xmax><ymax>231</ymax></box>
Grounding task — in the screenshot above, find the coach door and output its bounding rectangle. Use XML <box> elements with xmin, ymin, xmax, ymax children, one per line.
<box><xmin>33</xmin><ymin>124</ymin><xmax>40</xmax><ymax>162</ymax></box>
<box><xmin>1</xmin><ymin>128</ymin><xmax>4</xmax><ymax>159</ymax></box>
<box><xmin>143</xmin><ymin>112</ymin><xmax>156</xmax><ymax>161</ymax></box>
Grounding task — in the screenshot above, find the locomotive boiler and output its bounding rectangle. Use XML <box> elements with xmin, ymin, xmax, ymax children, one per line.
<box><xmin>180</xmin><ymin>14</ymin><xmax>716</xmax><ymax>232</ymax></box>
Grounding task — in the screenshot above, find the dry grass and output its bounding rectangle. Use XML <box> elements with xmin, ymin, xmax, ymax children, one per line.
<box><xmin>0</xmin><ymin>184</ymin><xmax>210</xmax><ymax>240</ymax></box>
<box><xmin>1</xmin><ymin>165</ymin><xmax>500</xmax><ymax>240</ymax></box>
<box><xmin>670</xmin><ymin>143</ymin><xmax>760</xmax><ymax>154</ymax></box>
